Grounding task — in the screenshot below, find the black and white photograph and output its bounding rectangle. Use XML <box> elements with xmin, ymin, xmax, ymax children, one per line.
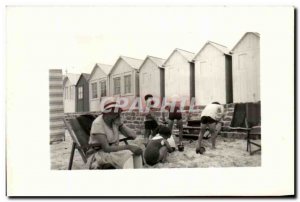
<box><xmin>5</xmin><ymin>5</ymin><xmax>294</xmax><ymax>196</ymax></box>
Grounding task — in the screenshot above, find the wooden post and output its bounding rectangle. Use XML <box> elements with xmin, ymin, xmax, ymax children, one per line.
<box><xmin>68</xmin><ymin>142</ymin><xmax>76</xmax><ymax>170</ymax></box>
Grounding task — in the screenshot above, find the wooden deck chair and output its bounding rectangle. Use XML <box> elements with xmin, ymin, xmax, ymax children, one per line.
<box><xmin>63</xmin><ymin>114</ymin><xmax>131</xmax><ymax>170</ymax></box>
<box><xmin>228</xmin><ymin>102</ymin><xmax>261</xmax><ymax>155</ymax></box>
<box><xmin>245</xmin><ymin>103</ymin><xmax>261</xmax><ymax>155</ymax></box>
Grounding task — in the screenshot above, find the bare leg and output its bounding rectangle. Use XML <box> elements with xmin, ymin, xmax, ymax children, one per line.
<box><xmin>177</xmin><ymin>119</ymin><xmax>184</xmax><ymax>145</ymax></box>
<box><xmin>209</xmin><ymin>123</ymin><xmax>217</xmax><ymax>149</ymax></box>
<box><xmin>158</xmin><ymin>146</ymin><xmax>168</xmax><ymax>163</ymax></box>
<box><xmin>168</xmin><ymin>120</ymin><xmax>174</xmax><ymax>133</ymax></box>
<box><xmin>197</xmin><ymin>123</ymin><xmax>207</xmax><ymax>150</ymax></box>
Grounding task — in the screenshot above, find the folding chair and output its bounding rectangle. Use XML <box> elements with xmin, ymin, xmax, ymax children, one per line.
<box><xmin>229</xmin><ymin>102</ymin><xmax>261</xmax><ymax>155</ymax></box>
<box><xmin>63</xmin><ymin>114</ymin><xmax>131</xmax><ymax>170</ymax></box>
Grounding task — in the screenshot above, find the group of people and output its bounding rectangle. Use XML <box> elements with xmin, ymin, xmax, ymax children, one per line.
<box><xmin>87</xmin><ymin>95</ymin><xmax>225</xmax><ymax>169</ymax></box>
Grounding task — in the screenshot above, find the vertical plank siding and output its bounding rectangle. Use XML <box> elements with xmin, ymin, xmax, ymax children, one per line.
<box><xmin>232</xmin><ymin>33</ymin><xmax>260</xmax><ymax>102</ymax></box>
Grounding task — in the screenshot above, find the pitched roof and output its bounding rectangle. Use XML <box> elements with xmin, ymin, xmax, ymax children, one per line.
<box><xmin>163</xmin><ymin>48</ymin><xmax>195</xmax><ymax>67</ymax></box>
<box><xmin>121</xmin><ymin>56</ymin><xmax>144</xmax><ymax>69</ymax></box>
<box><xmin>96</xmin><ymin>63</ymin><xmax>113</xmax><ymax>75</ymax></box>
<box><xmin>193</xmin><ymin>41</ymin><xmax>230</xmax><ymax>60</ymax></box>
<box><xmin>75</xmin><ymin>73</ymin><xmax>90</xmax><ymax>85</ymax></box>
<box><xmin>139</xmin><ymin>55</ymin><xmax>166</xmax><ymax>70</ymax></box>
<box><xmin>65</xmin><ymin>73</ymin><xmax>80</xmax><ymax>85</ymax></box>
<box><xmin>176</xmin><ymin>48</ymin><xmax>195</xmax><ymax>62</ymax></box>
<box><xmin>148</xmin><ymin>56</ymin><xmax>166</xmax><ymax>67</ymax></box>
<box><xmin>231</xmin><ymin>32</ymin><xmax>260</xmax><ymax>52</ymax></box>
<box><xmin>81</xmin><ymin>73</ymin><xmax>90</xmax><ymax>81</ymax></box>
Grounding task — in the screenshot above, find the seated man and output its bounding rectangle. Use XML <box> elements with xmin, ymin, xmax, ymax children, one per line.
<box><xmin>88</xmin><ymin>101</ymin><xmax>143</xmax><ymax>169</ymax></box>
<box><xmin>196</xmin><ymin>102</ymin><xmax>225</xmax><ymax>152</ymax></box>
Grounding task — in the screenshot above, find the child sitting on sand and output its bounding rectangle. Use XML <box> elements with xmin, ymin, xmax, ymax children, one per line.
<box><xmin>144</xmin><ymin>126</ymin><xmax>175</xmax><ymax>166</ymax></box>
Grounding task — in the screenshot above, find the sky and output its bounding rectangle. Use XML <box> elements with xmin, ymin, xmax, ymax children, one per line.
<box><xmin>6</xmin><ymin>6</ymin><xmax>266</xmax><ymax>75</ymax></box>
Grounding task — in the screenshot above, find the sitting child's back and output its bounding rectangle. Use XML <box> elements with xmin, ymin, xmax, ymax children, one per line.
<box><xmin>144</xmin><ymin>126</ymin><xmax>173</xmax><ymax>166</ymax></box>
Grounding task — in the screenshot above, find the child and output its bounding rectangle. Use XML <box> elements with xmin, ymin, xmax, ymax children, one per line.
<box><xmin>144</xmin><ymin>126</ymin><xmax>174</xmax><ymax>166</ymax></box>
<box><xmin>162</xmin><ymin>95</ymin><xmax>184</xmax><ymax>148</ymax></box>
<box><xmin>143</xmin><ymin>94</ymin><xmax>158</xmax><ymax>145</ymax></box>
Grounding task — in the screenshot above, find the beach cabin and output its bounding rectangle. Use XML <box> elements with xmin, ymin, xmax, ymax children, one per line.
<box><xmin>139</xmin><ymin>56</ymin><xmax>166</xmax><ymax>102</ymax></box>
<box><xmin>162</xmin><ymin>48</ymin><xmax>195</xmax><ymax>103</ymax></box>
<box><xmin>193</xmin><ymin>41</ymin><xmax>233</xmax><ymax>105</ymax></box>
<box><xmin>49</xmin><ymin>69</ymin><xmax>65</xmax><ymax>142</ymax></box>
<box><xmin>231</xmin><ymin>32</ymin><xmax>260</xmax><ymax>103</ymax></box>
<box><xmin>75</xmin><ymin>73</ymin><xmax>90</xmax><ymax>112</ymax></box>
<box><xmin>89</xmin><ymin>63</ymin><xmax>112</xmax><ymax>112</ymax></box>
<box><xmin>109</xmin><ymin>56</ymin><xmax>143</xmax><ymax>108</ymax></box>
<box><xmin>63</xmin><ymin>73</ymin><xmax>80</xmax><ymax>113</ymax></box>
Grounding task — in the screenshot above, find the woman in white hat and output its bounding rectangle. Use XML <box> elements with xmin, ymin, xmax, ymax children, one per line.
<box><xmin>88</xmin><ymin>101</ymin><xmax>143</xmax><ymax>169</ymax></box>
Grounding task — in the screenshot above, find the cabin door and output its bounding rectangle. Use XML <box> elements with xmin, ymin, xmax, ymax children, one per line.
<box><xmin>77</xmin><ymin>86</ymin><xmax>84</xmax><ymax>112</ymax></box>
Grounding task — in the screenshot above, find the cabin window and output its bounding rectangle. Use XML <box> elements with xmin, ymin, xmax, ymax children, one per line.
<box><xmin>78</xmin><ymin>86</ymin><xmax>83</xmax><ymax>100</ymax></box>
<box><xmin>100</xmin><ymin>81</ymin><xmax>107</xmax><ymax>97</ymax></box>
<box><xmin>124</xmin><ymin>75</ymin><xmax>131</xmax><ymax>94</ymax></box>
<box><xmin>114</xmin><ymin>77</ymin><xmax>121</xmax><ymax>95</ymax></box>
<box><xmin>91</xmin><ymin>82</ymin><xmax>98</xmax><ymax>99</ymax></box>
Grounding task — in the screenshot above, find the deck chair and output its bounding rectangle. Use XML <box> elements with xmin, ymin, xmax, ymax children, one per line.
<box><xmin>245</xmin><ymin>103</ymin><xmax>261</xmax><ymax>155</ymax></box>
<box><xmin>63</xmin><ymin>114</ymin><xmax>131</xmax><ymax>170</ymax></box>
<box><xmin>229</xmin><ymin>102</ymin><xmax>261</xmax><ymax>155</ymax></box>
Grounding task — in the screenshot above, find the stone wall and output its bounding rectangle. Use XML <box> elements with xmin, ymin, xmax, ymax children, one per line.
<box><xmin>120</xmin><ymin>103</ymin><xmax>238</xmax><ymax>137</ymax></box>
<box><xmin>64</xmin><ymin>103</ymin><xmax>260</xmax><ymax>139</ymax></box>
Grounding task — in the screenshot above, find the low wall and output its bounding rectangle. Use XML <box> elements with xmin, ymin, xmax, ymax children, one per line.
<box><xmin>64</xmin><ymin>103</ymin><xmax>253</xmax><ymax>138</ymax></box>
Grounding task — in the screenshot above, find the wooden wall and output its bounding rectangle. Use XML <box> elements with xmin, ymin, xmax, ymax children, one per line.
<box><xmin>232</xmin><ymin>33</ymin><xmax>260</xmax><ymax>102</ymax></box>
<box><xmin>194</xmin><ymin>44</ymin><xmax>229</xmax><ymax>105</ymax></box>
<box><xmin>109</xmin><ymin>59</ymin><xmax>139</xmax><ymax>108</ymax></box>
<box><xmin>89</xmin><ymin>67</ymin><xmax>109</xmax><ymax>112</ymax></box>
<box><xmin>63</xmin><ymin>79</ymin><xmax>76</xmax><ymax>113</ymax></box>
<box><xmin>164</xmin><ymin>51</ymin><xmax>192</xmax><ymax>101</ymax></box>
<box><xmin>76</xmin><ymin>76</ymin><xmax>89</xmax><ymax>112</ymax></box>
<box><xmin>139</xmin><ymin>58</ymin><xmax>162</xmax><ymax>99</ymax></box>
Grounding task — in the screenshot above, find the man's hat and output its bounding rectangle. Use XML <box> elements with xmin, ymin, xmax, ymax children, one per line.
<box><xmin>103</xmin><ymin>101</ymin><xmax>123</xmax><ymax>113</ymax></box>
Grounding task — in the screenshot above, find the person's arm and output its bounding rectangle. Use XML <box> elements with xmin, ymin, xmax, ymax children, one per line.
<box><xmin>119</xmin><ymin>124</ymin><xmax>137</xmax><ymax>139</ymax></box>
<box><xmin>91</xmin><ymin>133</ymin><xmax>129</xmax><ymax>152</ymax></box>
<box><xmin>91</xmin><ymin>133</ymin><xmax>142</xmax><ymax>155</ymax></box>
<box><xmin>113</xmin><ymin>117</ymin><xmax>137</xmax><ymax>139</ymax></box>
<box><xmin>162</xmin><ymin>139</ymin><xmax>174</xmax><ymax>153</ymax></box>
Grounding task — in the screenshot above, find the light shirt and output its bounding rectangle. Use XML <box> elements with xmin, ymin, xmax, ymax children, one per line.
<box><xmin>201</xmin><ymin>103</ymin><xmax>225</xmax><ymax>121</ymax></box>
<box><xmin>89</xmin><ymin>114</ymin><xmax>119</xmax><ymax>144</ymax></box>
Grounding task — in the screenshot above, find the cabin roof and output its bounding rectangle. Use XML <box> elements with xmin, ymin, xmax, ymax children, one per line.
<box><xmin>120</xmin><ymin>56</ymin><xmax>144</xmax><ymax>70</ymax></box>
<box><xmin>162</xmin><ymin>48</ymin><xmax>195</xmax><ymax>67</ymax></box>
<box><xmin>64</xmin><ymin>73</ymin><xmax>80</xmax><ymax>86</ymax></box>
<box><xmin>89</xmin><ymin>63</ymin><xmax>112</xmax><ymax>81</ymax></box>
<box><xmin>139</xmin><ymin>55</ymin><xmax>166</xmax><ymax>70</ymax></box>
<box><xmin>96</xmin><ymin>63</ymin><xmax>113</xmax><ymax>75</ymax></box>
<box><xmin>231</xmin><ymin>32</ymin><xmax>260</xmax><ymax>52</ymax></box>
<box><xmin>76</xmin><ymin>73</ymin><xmax>90</xmax><ymax>85</ymax></box>
<box><xmin>193</xmin><ymin>41</ymin><xmax>230</xmax><ymax>60</ymax></box>
<box><xmin>148</xmin><ymin>56</ymin><xmax>166</xmax><ymax>67</ymax></box>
